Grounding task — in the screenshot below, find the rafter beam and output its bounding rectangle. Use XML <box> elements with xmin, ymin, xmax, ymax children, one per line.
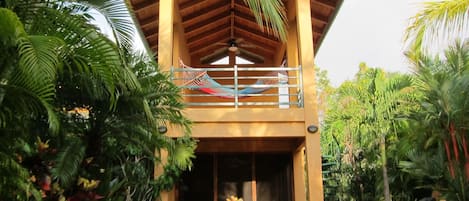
<box><xmin>235</xmin><ymin>8</ymin><xmax>277</xmax><ymax>35</ymax></box>
<box><xmin>238</xmin><ymin>49</ymin><xmax>266</xmax><ymax>63</ymax></box>
<box><xmin>133</xmin><ymin>1</ymin><xmax>159</xmax><ymax>13</ymax></box>
<box><xmin>189</xmin><ymin>34</ymin><xmax>229</xmax><ymax>54</ymax></box>
<box><xmin>187</xmin><ymin>28</ymin><xmax>230</xmax><ymax>49</ymax></box>
<box><xmin>233</xmin><ymin>30</ymin><xmax>277</xmax><ymax>54</ymax></box>
<box><xmin>146</xmin><ymin>33</ymin><xmax>158</xmax><ymax>47</ymax></box>
<box><xmin>187</xmin><ymin>26</ymin><xmax>229</xmax><ymax>44</ymax></box>
<box><xmin>184</xmin><ymin>12</ymin><xmax>230</xmax><ymax>37</ymax></box>
<box><xmin>182</xmin><ymin>1</ymin><xmax>230</xmax><ymax>26</ymax></box>
<box><xmin>139</xmin><ymin>15</ymin><xmax>158</xmax><ymax>30</ymax></box>
<box><xmin>142</xmin><ymin>26</ymin><xmax>158</xmax><ymax>37</ymax></box>
<box><xmin>311</xmin><ymin>12</ymin><xmax>329</xmax><ymax>25</ymax></box>
<box><xmin>199</xmin><ymin>47</ymin><xmax>229</xmax><ymax>64</ymax></box>
<box><xmin>179</xmin><ymin>0</ymin><xmax>206</xmax><ymax>12</ymax></box>
<box><xmin>234</xmin><ymin>24</ymin><xmax>281</xmax><ymax>45</ymax></box>
<box><xmin>312</xmin><ymin>0</ymin><xmax>336</xmax><ymax>9</ymax></box>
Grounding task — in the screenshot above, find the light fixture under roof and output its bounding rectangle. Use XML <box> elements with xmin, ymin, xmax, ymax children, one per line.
<box><xmin>228</xmin><ymin>39</ymin><xmax>238</xmax><ymax>52</ymax></box>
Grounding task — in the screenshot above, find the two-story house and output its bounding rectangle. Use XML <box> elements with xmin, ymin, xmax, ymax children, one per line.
<box><xmin>128</xmin><ymin>0</ymin><xmax>342</xmax><ymax>201</ymax></box>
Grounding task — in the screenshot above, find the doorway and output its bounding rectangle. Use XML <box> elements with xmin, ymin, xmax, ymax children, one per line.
<box><xmin>179</xmin><ymin>153</ymin><xmax>293</xmax><ymax>201</ymax></box>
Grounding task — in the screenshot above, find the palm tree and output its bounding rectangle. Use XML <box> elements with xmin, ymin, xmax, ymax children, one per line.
<box><xmin>1</xmin><ymin>1</ymin><xmax>195</xmax><ymax>200</ymax></box>
<box><xmin>0</xmin><ymin>6</ymin><xmax>63</xmax><ymax>200</ymax></box>
<box><xmin>405</xmin><ymin>0</ymin><xmax>469</xmax><ymax>53</ymax></box>
<box><xmin>322</xmin><ymin>64</ymin><xmax>418</xmax><ymax>201</ymax></box>
<box><xmin>54</xmin><ymin>51</ymin><xmax>195</xmax><ymax>200</ymax></box>
<box><xmin>404</xmin><ymin>40</ymin><xmax>469</xmax><ymax>200</ymax></box>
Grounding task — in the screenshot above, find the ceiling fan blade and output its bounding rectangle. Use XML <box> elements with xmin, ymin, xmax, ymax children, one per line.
<box><xmin>239</xmin><ymin>43</ymin><xmax>257</xmax><ymax>48</ymax></box>
<box><xmin>235</xmin><ymin>38</ymin><xmax>244</xmax><ymax>44</ymax></box>
<box><xmin>215</xmin><ymin>42</ymin><xmax>228</xmax><ymax>46</ymax></box>
<box><xmin>212</xmin><ymin>47</ymin><xmax>228</xmax><ymax>54</ymax></box>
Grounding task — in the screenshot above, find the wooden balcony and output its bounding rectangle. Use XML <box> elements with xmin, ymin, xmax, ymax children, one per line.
<box><xmin>167</xmin><ymin>65</ymin><xmax>307</xmax><ymax>139</ymax></box>
<box><xmin>171</xmin><ymin>65</ymin><xmax>304</xmax><ymax>108</ymax></box>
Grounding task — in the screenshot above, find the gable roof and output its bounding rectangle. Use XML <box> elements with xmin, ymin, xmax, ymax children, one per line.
<box><xmin>129</xmin><ymin>0</ymin><xmax>342</xmax><ymax>63</ymax></box>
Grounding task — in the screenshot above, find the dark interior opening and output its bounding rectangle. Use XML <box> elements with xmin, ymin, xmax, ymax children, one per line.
<box><xmin>179</xmin><ymin>153</ymin><xmax>292</xmax><ymax>201</ymax></box>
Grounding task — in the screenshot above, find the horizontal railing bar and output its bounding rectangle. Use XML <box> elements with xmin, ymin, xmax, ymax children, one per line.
<box><xmin>179</xmin><ymin>84</ymin><xmax>299</xmax><ymax>88</ymax></box>
<box><xmin>182</xmin><ymin>93</ymin><xmax>299</xmax><ymax>97</ymax></box>
<box><xmin>185</xmin><ymin>102</ymin><xmax>299</xmax><ymax>106</ymax></box>
<box><xmin>173</xmin><ymin>76</ymin><xmax>298</xmax><ymax>80</ymax></box>
<box><xmin>172</xmin><ymin>67</ymin><xmax>300</xmax><ymax>72</ymax></box>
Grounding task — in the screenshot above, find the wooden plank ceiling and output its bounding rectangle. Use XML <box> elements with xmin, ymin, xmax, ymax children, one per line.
<box><xmin>130</xmin><ymin>0</ymin><xmax>342</xmax><ymax>64</ymax></box>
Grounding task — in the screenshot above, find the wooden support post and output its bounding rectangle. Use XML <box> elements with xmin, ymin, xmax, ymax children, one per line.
<box><xmin>173</xmin><ymin>2</ymin><xmax>191</xmax><ymax>66</ymax></box>
<box><xmin>158</xmin><ymin>0</ymin><xmax>174</xmax><ymax>71</ymax></box>
<box><xmin>295</xmin><ymin>0</ymin><xmax>324</xmax><ymax>200</ymax></box>
<box><xmin>286</xmin><ymin>0</ymin><xmax>300</xmax><ymax>107</ymax></box>
<box><xmin>154</xmin><ymin>149</ymin><xmax>176</xmax><ymax>201</ymax></box>
<box><xmin>293</xmin><ymin>146</ymin><xmax>307</xmax><ymax>201</ymax></box>
<box><xmin>252</xmin><ymin>154</ymin><xmax>257</xmax><ymax>201</ymax></box>
<box><xmin>214</xmin><ymin>155</ymin><xmax>218</xmax><ymax>201</ymax></box>
<box><xmin>157</xmin><ymin>2</ymin><xmax>176</xmax><ymax>201</ymax></box>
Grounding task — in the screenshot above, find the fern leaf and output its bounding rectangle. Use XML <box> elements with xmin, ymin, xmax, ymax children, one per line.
<box><xmin>51</xmin><ymin>139</ymin><xmax>86</xmax><ymax>188</ymax></box>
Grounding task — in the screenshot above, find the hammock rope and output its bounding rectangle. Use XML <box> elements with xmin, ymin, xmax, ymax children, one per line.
<box><xmin>179</xmin><ymin>60</ymin><xmax>287</xmax><ymax>99</ymax></box>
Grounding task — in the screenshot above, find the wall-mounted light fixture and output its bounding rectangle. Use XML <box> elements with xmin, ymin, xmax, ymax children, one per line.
<box><xmin>307</xmin><ymin>125</ymin><xmax>318</xmax><ymax>134</ymax></box>
<box><xmin>158</xmin><ymin>126</ymin><xmax>168</xmax><ymax>134</ymax></box>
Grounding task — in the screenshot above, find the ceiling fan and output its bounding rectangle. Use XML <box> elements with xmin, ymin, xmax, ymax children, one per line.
<box><xmin>218</xmin><ymin>38</ymin><xmax>257</xmax><ymax>53</ymax></box>
<box><xmin>214</xmin><ymin>0</ymin><xmax>257</xmax><ymax>53</ymax></box>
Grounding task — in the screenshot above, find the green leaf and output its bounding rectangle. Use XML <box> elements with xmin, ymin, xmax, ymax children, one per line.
<box><xmin>51</xmin><ymin>139</ymin><xmax>86</xmax><ymax>188</ymax></box>
<box><xmin>243</xmin><ymin>0</ymin><xmax>287</xmax><ymax>42</ymax></box>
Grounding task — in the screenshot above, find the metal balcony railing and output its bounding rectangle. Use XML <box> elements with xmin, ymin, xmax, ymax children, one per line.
<box><xmin>171</xmin><ymin>66</ymin><xmax>304</xmax><ymax>108</ymax></box>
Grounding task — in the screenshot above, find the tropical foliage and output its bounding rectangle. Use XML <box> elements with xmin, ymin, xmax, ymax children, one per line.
<box><xmin>243</xmin><ymin>0</ymin><xmax>287</xmax><ymax>41</ymax></box>
<box><xmin>0</xmin><ymin>0</ymin><xmax>195</xmax><ymax>200</ymax></box>
<box><xmin>321</xmin><ymin>43</ymin><xmax>469</xmax><ymax>201</ymax></box>
<box><xmin>401</xmin><ymin>41</ymin><xmax>469</xmax><ymax>201</ymax></box>
<box><xmin>321</xmin><ymin>63</ymin><xmax>420</xmax><ymax>201</ymax></box>
<box><xmin>322</xmin><ymin>1</ymin><xmax>469</xmax><ymax>200</ymax></box>
<box><xmin>405</xmin><ymin>0</ymin><xmax>469</xmax><ymax>53</ymax></box>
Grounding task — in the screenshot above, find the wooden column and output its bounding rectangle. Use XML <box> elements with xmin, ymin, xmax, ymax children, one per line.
<box><xmin>286</xmin><ymin>0</ymin><xmax>300</xmax><ymax>108</ymax></box>
<box><xmin>293</xmin><ymin>146</ymin><xmax>307</xmax><ymax>201</ymax></box>
<box><xmin>295</xmin><ymin>0</ymin><xmax>324</xmax><ymax>200</ymax></box>
<box><xmin>157</xmin><ymin>1</ymin><xmax>176</xmax><ymax>201</ymax></box>
<box><xmin>173</xmin><ymin>2</ymin><xmax>190</xmax><ymax>66</ymax></box>
<box><xmin>158</xmin><ymin>0</ymin><xmax>174</xmax><ymax>71</ymax></box>
<box><xmin>172</xmin><ymin>23</ymin><xmax>181</xmax><ymax>68</ymax></box>
<box><xmin>287</xmin><ymin>1</ymin><xmax>307</xmax><ymax>199</ymax></box>
<box><xmin>154</xmin><ymin>149</ymin><xmax>176</xmax><ymax>201</ymax></box>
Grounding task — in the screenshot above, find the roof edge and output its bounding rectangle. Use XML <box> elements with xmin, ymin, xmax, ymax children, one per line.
<box><xmin>127</xmin><ymin>2</ymin><xmax>156</xmax><ymax>61</ymax></box>
<box><xmin>314</xmin><ymin>0</ymin><xmax>344</xmax><ymax>53</ymax></box>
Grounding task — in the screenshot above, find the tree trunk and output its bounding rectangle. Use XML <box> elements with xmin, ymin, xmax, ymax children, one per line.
<box><xmin>462</xmin><ymin>134</ymin><xmax>469</xmax><ymax>180</ymax></box>
<box><xmin>444</xmin><ymin>139</ymin><xmax>455</xmax><ymax>178</ymax></box>
<box><xmin>380</xmin><ymin>135</ymin><xmax>391</xmax><ymax>201</ymax></box>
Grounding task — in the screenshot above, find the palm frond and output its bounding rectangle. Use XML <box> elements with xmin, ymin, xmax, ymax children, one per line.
<box><xmin>41</xmin><ymin>7</ymin><xmax>123</xmax><ymax>108</ymax></box>
<box><xmin>0</xmin><ymin>152</ymin><xmax>42</xmax><ymax>201</ymax></box>
<box><xmin>405</xmin><ymin>0</ymin><xmax>469</xmax><ymax>53</ymax></box>
<box><xmin>6</xmin><ymin>68</ymin><xmax>59</xmax><ymax>132</ymax></box>
<box><xmin>243</xmin><ymin>0</ymin><xmax>287</xmax><ymax>41</ymax></box>
<box><xmin>87</xmin><ymin>0</ymin><xmax>135</xmax><ymax>50</ymax></box>
<box><xmin>169</xmin><ymin>137</ymin><xmax>196</xmax><ymax>170</ymax></box>
<box><xmin>17</xmin><ymin>35</ymin><xmax>63</xmax><ymax>80</ymax></box>
<box><xmin>0</xmin><ymin>8</ymin><xmax>25</xmax><ymax>46</ymax></box>
<box><xmin>51</xmin><ymin>139</ymin><xmax>86</xmax><ymax>188</ymax></box>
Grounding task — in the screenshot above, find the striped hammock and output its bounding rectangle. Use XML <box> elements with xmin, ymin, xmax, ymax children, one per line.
<box><xmin>179</xmin><ymin>61</ymin><xmax>287</xmax><ymax>99</ymax></box>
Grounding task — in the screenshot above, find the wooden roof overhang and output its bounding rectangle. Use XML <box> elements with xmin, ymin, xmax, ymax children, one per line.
<box><xmin>129</xmin><ymin>0</ymin><xmax>342</xmax><ymax>64</ymax></box>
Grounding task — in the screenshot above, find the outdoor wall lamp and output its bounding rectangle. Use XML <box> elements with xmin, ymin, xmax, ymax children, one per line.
<box><xmin>158</xmin><ymin>126</ymin><xmax>168</xmax><ymax>134</ymax></box>
<box><xmin>307</xmin><ymin>125</ymin><xmax>319</xmax><ymax>134</ymax></box>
